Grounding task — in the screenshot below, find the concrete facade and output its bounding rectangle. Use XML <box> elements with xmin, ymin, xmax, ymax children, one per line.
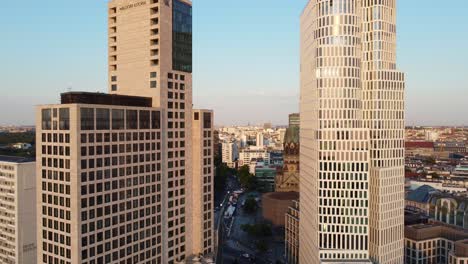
<box><xmin>0</xmin><ymin>157</ymin><xmax>36</xmax><ymax>264</ymax></box>
<box><xmin>190</xmin><ymin>110</ymin><xmax>214</xmax><ymax>257</ymax></box>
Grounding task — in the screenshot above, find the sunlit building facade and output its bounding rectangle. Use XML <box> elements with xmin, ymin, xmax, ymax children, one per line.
<box><xmin>36</xmin><ymin>0</ymin><xmax>214</xmax><ymax>263</ymax></box>
<box><xmin>300</xmin><ymin>0</ymin><xmax>405</xmax><ymax>263</ymax></box>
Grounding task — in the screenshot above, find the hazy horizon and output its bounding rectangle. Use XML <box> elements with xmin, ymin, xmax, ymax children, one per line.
<box><xmin>0</xmin><ymin>0</ymin><xmax>467</xmax><ymax>126</ymax></box>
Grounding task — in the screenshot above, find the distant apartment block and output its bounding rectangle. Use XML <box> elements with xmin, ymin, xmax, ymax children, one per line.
<box><xmin>0</xmin><ymin>156</ymin><xmax>36</xmax><ymax>264</ymax></box>
<box><xmin>238</xmin><ymin>149</ymin><xmax>269</xmax><ymax>167</ymax></box>
<box><xmin>221</xmin><ymin>142</ymin><xmax>238</xmax><ymax>169</ymax></box>
<box><xmin>256</xmin><ymin>132</ymin><xmax>264</xmax><ymax>148</ymax></box>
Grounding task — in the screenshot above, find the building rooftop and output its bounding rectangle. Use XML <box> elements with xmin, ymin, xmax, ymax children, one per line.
<box><xmin>405</xmin><ymin>223</ymin><xmax>468</xmax><ymax>242</ymax></box>
<box><xmin>406</xmin><ymin>185</ymin><xmax>438</xmax><ymax>203</ymax></box>
<box><xmin>405</xmin><ymin>141</ymin><xmax>434</xmax><ymax>149</ymax></box>
<box><xmin>61</xmin><ymin>92</ymin><xmax>152</xmax><ymax>107</ymax></box>
<box><xmin>264</xmin><ymin>192</ymin><xmax>299</xmax><ymax>201</ymax></box>
<box><xmin>0</xmin><ymin>155</ymin><xmax>35</xmax><ymax>163</ymax></box>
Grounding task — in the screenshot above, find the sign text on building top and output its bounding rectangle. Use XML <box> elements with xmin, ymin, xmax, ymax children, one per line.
<box><xmin>119</xmin><ymin>1</ymin><xmax>147</xmax><ymax>11</ymax></box>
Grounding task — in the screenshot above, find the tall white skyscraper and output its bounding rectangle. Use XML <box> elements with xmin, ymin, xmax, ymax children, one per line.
<box><xmin>299</xmin><ymin>0</ymin><xmax>405</xmax><ymax>263</ymax></box>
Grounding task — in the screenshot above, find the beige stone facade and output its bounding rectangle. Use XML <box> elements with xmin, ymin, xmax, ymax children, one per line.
<box><xmin>190</xmin><ymin>110</ymin><xmax>214</xmax><ymax>256</ymax></box>
<box><xmin>0</xmin><ymin>157</ymin><xmax>36</xmax><ymax>264</ymax></box>
<box><xmin>37</xmin><ymin>102</ymin><xmax>165</xmax><ymax>264</ymax></box>
<box><xmin>36</xmin><ymin>0</ymin><xmax>214</xmax><ymax>263</ymax></box>
<box><xmin>300</xmin><ymin>0</ymin><xmax>405</xmax><ymax>263</ymax></box>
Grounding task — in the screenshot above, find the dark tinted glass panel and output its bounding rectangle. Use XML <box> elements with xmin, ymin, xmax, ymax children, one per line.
<box><xmin>96</xmin><ymin>109</ymin><xmax>110</xmax><ymax>130</ymax></box>
<box><xmin>59</xmin><ymin>108</ymin><xmax>70</xmax><ymax>130</ymax></box>
<box><xmin>173</xmin><ymin>0</ymin><xmax>192</xmax><ymax>73</ymax></box>
<box><xmin>81</xmin><ymin>108</ymin><xmax>95</xmax><ymax>130</ymax></box>
<box><xmin>139</xmin><ymin>111</ymin><xmax>150</xmax><ymax>129</ymax></box>
<box><xmin>112</xmin><ymin>109</ymin><xmax>125</xmax><ymax>130</ymax></box>
<box><xmin>151</xmin><ymin>111</ymin><xmax>161</xmax><ymax>129</ymax></box>
<box><xmin>42</xmin><ymin>109</ymin><xmax>52</xmax><ymax>130</ymax></box>
<box><xmin>203</xmin><ymin>112</ymin><xmax>211</xmax><ymax>129</ymax></box>
<box><xmin>126</xmin><ymin>110</ymin><xmax>138</xmax><ymax>130</ymax></box>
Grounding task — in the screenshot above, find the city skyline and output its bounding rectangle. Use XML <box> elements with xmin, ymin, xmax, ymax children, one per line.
<box><xmin>1</xmin><ymin>0</ymin><xmax>467</xmax><ymax>126</ymax></box>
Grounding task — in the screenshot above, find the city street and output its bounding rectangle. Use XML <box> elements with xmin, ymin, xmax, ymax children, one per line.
<box><xmin>215</xmin><ymin>175</ymin><xmax>285</xmax><ymax>264</ymax></box>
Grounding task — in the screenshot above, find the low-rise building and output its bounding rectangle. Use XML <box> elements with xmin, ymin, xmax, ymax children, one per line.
<box><xmin>406</xmin><ymin>185</ymin><xmax>468</xmax><ymax>229</ymax></box>
<box><xmin>406</xmin><ymin>141</ymin><xmax>435</xmax><ymax>157</ymax></box>
<box><xmin>254</xmin><ymin>165</ymin><xmax>277</xmax><ymax>192</ymax></box>
<box><xmin>435</xmin><ymin>142</ymin><xmax>467</xmax><ymax>154</ymax></box>
<box><xmin>262</xmin><ymin>192</ymin><xmax>298</xmax><ymax>226</ymax></box>
<box><xmin>285</xmin><ymin>200</ymin><xmax>299</xmax><ymax>264</ymax></box>
<box><xmin>238</xmin><ymin>149</ymin><xmax>269</xmax><ymax>166</ymax></box>
<box><xmin>405</xmin><ymin>223</ymin><xmax>468</xmax><ymax>264</ymax></box>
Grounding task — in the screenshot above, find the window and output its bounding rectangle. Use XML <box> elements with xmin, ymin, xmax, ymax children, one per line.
<box><xmin>96</xmin><ymin>109</ymin><xmax>110</xmax><ymax>130</ymax></box>
<box><xmin>80</xmin><ymin>108</ymin><xmax>95</xmax><ymax>130</ymax></box>
<box><xmin>152</xmin><ymin>111</ymin><xmax>161</xmax><ymax>129</ymax></box>
<box><xmin>172</xmin><ymin>0</ymin><xmax>192</xmax><ymax>72</ymax></box>
<box><xmin>139</xmin><ymin>111</ymin><xmax>150</xmax><ymax>129</ymax></box>
<box><xmin>150</xmin><ymin>72</ymin><xmax>157</xmax><ymax>78</ymax></box>
<box><xmin>126</xmin><ymin>110</ymin><xmax>138</xmax><ymax>129</ymax></box>
<box><xmin>59</xmin><ymin>108</ymin><xmax>70</xmax><ymax>130</ymax></box>
<box><xmin>112</xmin><ymin>109</ymin><xmax>125</xmax><ymax>130</ymax></box>
<box><xmin>111</xmin><ymin>84</ymin><xmax>117</xmax><ymax>91</ymax></box>
<box><xmin>194</xmin><ymin>112</ymin><xmax>199</xmax><ymax>120</ymax></box>
<box><xmin>203</xmin><ymin>112</ymin><xmax>212</xmax><ymax>128</ymax></box>
<box><xmin>111</xmin><ymin>76</ymin><xmax>117</xmax><ymax>82</ymax></box>
<box><xmin>150</xmin><ymin>81</ymin><xmax>157</xmax><ymax>88</ymax></box>
<box><xmin>42</xmin><ymin>109</ymin><xmax>52</xmax><ymax>130</ymax></box>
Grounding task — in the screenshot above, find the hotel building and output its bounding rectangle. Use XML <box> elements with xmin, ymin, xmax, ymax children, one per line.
<box><xmin>300</xmin><ymin>0</ymin><xmax>405</xmax><ymax>263</ymax></box>
<box><xmin>0</xmin><ymin>156</ymin><xmax>36</xmax><ymax>264</ymax></box>
<box><xmin>36</xmin><ymin>0</ymin><xmax>214</xmax><ymax>263</ymax></box>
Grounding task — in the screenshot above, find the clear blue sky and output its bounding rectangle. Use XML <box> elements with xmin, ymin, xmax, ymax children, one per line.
<box><xmin>0</xmin><ymin>0</ymin><xmax>467</xmax><ymax>126</ymax></box>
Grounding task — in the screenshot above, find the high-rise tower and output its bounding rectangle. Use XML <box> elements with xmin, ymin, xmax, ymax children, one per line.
<box><xmin>36</xmin><ymin>1</ymin><xmax>214</xmax><ymax>263</ymax></box>
<box><xmin>299</xmin><ymin>0</ymin><xmax>405</xmax><ymax>263</ymax></box>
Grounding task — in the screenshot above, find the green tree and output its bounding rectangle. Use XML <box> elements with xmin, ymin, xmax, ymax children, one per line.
<box><xmin>256</xmin><ymin>240</ymin><xmax>268</xmax><ymax>252</ymax></box>
<box><xmin>243</xmin><ymin>197</ymin><xmax>258</xmax><ymax>214</ymax></box>
<box><xmin>0</xmin><ymin>132</ymin><xmax>35</xmax><ymax>145</ymax></box>
<box><xmin>240</xmin><ymin>223</ymin><xmax>272</xmax><ymax>237</ymax></box>
<box><xmin>238</xmin><ymin>165</ymin><xmax>257</xmax><ymax>189</ymax></box>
